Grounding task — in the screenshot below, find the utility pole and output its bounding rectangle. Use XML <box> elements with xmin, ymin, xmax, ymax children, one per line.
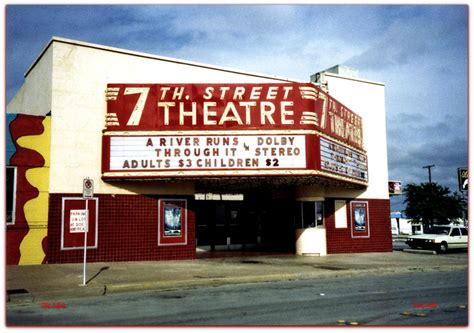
<box><xmin>422</xmin><ymin>165</ymin><xmax>435</xmax><ymax>184</ymax></box>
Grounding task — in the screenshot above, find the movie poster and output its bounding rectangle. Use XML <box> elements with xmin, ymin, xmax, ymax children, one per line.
<box><xmin>164</xmin><ymin>206</ymin><xmax>182</xmax><ymax>237</ymax></box>
<box><xmin>354</xmin><ymin>206</ymin><xmax>366</xmax><ymax>231</ymax></box>
<box><xmin>350</xmin><ymin>201</ymin><xmax>370</xmax><ymax>238</ymax></box>
<box><xmin>158</xmin><ymin>199</ymin><xmax>187</xmax><ymax>246</ymax></box>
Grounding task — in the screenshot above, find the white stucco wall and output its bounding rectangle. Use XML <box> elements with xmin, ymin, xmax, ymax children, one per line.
<box><xmin>321</xmin><ymin>73</ymin><xmax>388</xmax><ymax>200</ymax></box>
<box><xmin>295</xmin><ymin>228</ymin><xmax>327</xmax><ymax>256</ymax></box>
<box><xmin>48</xmin><ymin>38</ymin><xmax>295</xmax><ymax>195</ymax></box>
<box><xmin>6</xmin><ymin>46</ymin><xmax>53</xmax><ymax>116</ymax></box>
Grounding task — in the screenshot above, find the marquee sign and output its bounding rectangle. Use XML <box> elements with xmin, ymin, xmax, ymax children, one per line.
<box><xmin>108</xmin><ymin>135</ymin><xmax>306</xmax><ymax>171</ymax></box>
<box><xmin>102</xmin><ymin>83</ymin><xmax>368</xmax><ymax>184</ymax></box>
<box><xmin>105</xmin><ymin>83</ymin><xmax>363</xmax><ymax>149</ymax></box>
<box><xmin>320</xmin><ymin>137</ymin><xmax>368</xmax><ymax>182</ymax></box>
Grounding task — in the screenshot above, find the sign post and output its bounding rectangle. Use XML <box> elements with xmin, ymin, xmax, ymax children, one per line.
<box><xmin>81</xmin><ymin>178</ymin><xmax>94</xmax><ymax>286</ymax></box>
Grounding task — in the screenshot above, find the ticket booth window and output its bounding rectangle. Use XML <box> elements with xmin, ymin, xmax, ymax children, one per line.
<box><xmin>299</xmin><ymin>201</ymin><xmax>324</xmax><ymax>229</ymax></box>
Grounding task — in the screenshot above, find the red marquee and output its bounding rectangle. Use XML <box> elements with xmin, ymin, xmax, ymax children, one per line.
<box><xmin>105</xmin><ymin>83</ymin><xmax>363</xmax><ymax>150</ymax></box>
<box><xmin>102</xmin><ymin>83</ymin><xmax>368</xmax><ymax>185</ymax></box>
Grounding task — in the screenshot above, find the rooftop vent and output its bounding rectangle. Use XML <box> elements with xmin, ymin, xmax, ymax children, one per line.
<box><xmin>322</xmin><ymin>65</ymin><xmax>359</xmax><ymax>79</ymax></box>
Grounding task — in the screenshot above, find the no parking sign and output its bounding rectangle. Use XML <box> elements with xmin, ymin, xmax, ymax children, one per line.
<box><xmin>83</xmin><ymin>178</ymin><xmax>94</xmax><ymax>198</ymax></box>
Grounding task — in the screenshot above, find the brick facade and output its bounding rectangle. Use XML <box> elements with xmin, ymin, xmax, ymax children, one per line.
<box><xmin>44</xmin><ymin>194</ymin><xmax>391</xmax><ymax>264</ymax></box>
<box><xmin>47</xmin><ymin>194</ymin><xmax>196</xmax><ymax>264</ymax></box>
<box><xmin>325</xmin><ymin>198</ymin><xmax>392</xmax><ymax>254</ymax></box>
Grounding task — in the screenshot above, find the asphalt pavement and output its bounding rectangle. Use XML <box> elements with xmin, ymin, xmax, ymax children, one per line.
<box><xmin>6</xmin><ymin>246</ymin><xmax>468</xmax><ymax>305</ymax></box>
<box><xmin>7</xmin><ymin>270</ymin><xmax>468</xmax><ymax>326</ymax></box>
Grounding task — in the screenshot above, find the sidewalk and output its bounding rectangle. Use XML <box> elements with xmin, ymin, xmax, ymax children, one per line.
<box><xmin>6</xmin><ymin>250</ymin><xmax>468</xmax><ymax>305</ymax></box>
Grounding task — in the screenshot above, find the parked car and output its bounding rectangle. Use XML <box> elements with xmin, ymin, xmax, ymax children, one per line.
<box><xmin>405</xmin><ymin>225</ymin><xmax>468</xmax><ymax>254</ymax></box>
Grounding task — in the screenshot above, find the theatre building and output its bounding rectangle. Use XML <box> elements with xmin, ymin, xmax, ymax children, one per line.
<box><xmin>6</xmin><ymin>37</ymin><xmax>391</xmax><ymax>265</ymax></box>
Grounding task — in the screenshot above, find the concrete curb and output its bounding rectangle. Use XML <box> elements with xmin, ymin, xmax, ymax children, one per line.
<box><xmin>107</xmin><ymin>264</ymin><xmax>468</xmax><ymax>294</ymax></box>
<box><xmin>7</xmin><ymin>285</ymin><xmax>106</xmax><ymax>305</ymax></box>
<box><xmin>403</xmin><ymin>249</ymin><xmax>437</xmax><ymax>255</ymax></box>
<box><xmin>7</xmin><ymin>264</ymin><xmax>467</xmax><ymax>306</ymax></box>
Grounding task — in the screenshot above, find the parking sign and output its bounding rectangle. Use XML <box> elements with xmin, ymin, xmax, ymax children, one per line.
<box><xmin>83</xmin><ymin>178</ymin><xmax>94</xmax><ymax>199</ymax></box>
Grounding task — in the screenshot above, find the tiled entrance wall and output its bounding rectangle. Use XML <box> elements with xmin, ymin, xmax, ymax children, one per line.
<box><xmin>46</xmin><ymin>195</ymin><xmax>391</xmax><ymax>263</ymax></box>
<box><xmin>47</xmin><ymin>194</ymin><xmax>196</xmax><ymax>263</ymax></box>
<box><xmin>325</xmin><ymin>198</ymin><xmax>392</xmax><ymax>254</ymax></box>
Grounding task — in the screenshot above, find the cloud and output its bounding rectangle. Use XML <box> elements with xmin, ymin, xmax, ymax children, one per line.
<box><xmin>388</xmin><ymin>135</ymin><xmax>467</xmax><ymax>192</ymax></box>
<box><xmin>346</xmin><ymin>6</ymin><xmax>468</xmax><ymax>71</ymax></box>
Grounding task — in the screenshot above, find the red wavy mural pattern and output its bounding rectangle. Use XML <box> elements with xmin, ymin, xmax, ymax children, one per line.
<box><xmin>6</xmin><ymin>115</ymin><xmax>46</xmax><ymax>265</ymax></box>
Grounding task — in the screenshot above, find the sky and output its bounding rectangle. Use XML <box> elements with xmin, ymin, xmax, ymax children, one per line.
<box><xmin>4</xmin><ymin>3</ymin><xmax>469</xmax><ymax>211</ymax></box>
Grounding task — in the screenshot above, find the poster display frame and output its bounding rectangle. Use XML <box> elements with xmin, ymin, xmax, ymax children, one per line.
<box><xmin>350</xmin><ymin>201</ymin><xmax>370</xmax><ymax>238</ymax></box>
<box><xmin>158</xmin><ymin>199</ymin><xmax>188</xmax><ymax>246</ymax></box>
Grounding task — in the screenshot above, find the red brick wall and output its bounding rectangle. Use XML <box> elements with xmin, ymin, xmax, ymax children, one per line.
<box><xmin>47</xmin><ymin>194</ymin><xmax>196</xmax><ymax>263</ymax></box>
<box><xmin>325</xmin><ymin>198</ymin><xmax>392</xmax><ymax>254</ymax></box>
<box><xmin>45</xmin><ymin>195</ymin><xmax>390</xmax><ymax>263</ymax></box>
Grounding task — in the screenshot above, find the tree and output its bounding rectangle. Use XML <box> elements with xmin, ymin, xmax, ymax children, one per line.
<box><xmin>403</xmin><ymin>182</ymin><xmax>466</xmax><ymax>228</ymax></box>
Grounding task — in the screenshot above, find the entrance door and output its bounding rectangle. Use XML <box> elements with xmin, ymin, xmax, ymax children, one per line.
<box><xmin>195</xmin><ymin>199</ymin><xmax>294</xmax><ymax>253</ymax></box>
<box><xmin>196</xmin><ymin>201</ymin><xmax>253</xmax><ymax>250</ymax></box>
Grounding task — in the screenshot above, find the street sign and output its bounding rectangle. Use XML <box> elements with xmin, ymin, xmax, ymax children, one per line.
<box><xmin>388</xmin><ymin>180</ymin><xmax>402</xmax><ymax>195</ymax></box>
<box><xmin>83</xmin><ymin>178</ymin><xmax>94</xmax><ymax>199</ymax></box>
<box><xmin>457</xmin><ymin>168</ymin><xmax>468</xmax><ymax>192</ymax></box>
